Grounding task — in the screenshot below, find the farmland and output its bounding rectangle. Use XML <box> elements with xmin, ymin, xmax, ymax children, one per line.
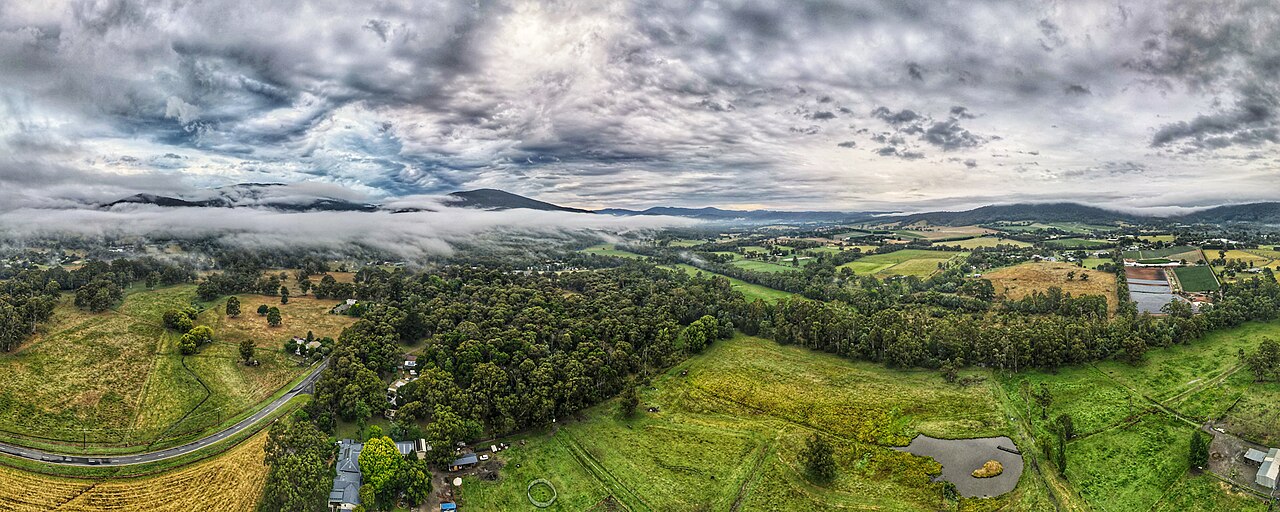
<box><xmin>932</xmin><ymin>236</ymin><xmax>1031</xmax><ymax>249</ymax></box>
<box><xmin>992</xmin><ymin>221</ymin><xmax>1115</xmax><ymax>235</ymax></box>
<box><xmin>1041</xmin><ymin>238</ymin><xmax>1113</xmax><ymax>249</ymax></box>
<box><xmin>999</xmin><ymin>320</ymin><xmax>1280</xmax><ymax>511</ymax></box>
<box><xmin>838</xmin><ymin>249</ymin><xmax>967</xmax><ymax>278</ymax></box>
<box><xmin>729</xmin><ymin>257</ymin><xmax>811</xmax><ymax>273</ymax></box>
<box><xmin>1171</xmin><ymin>266</ymin><xmax>1219</xmax><ymax>292</ymax></box>
<box><xmin>0</xmin><ymin>429</ymin><xmax>270</xmax><ymax>511</ymax></box>
<box><xmin>463</xmin><ymin>334</ymin><xmax>1052</xmax><ymax>511</ymax></box>
<box><xmin>984</xmin><ymin>261</ymin><xmax>1118</xmax><ymax>313</ymax></box>
<box><xmin>0</xmin><ymin>285</ymin><xmax>335</xmax><ymax>452</ymax></box>
<box><xmin>893</xmin><ymin>224</ymin><xmax>994</xmax><ymax>240</ymax></box>
<box><xmin>1124</xmin><ymin>245</ymin><xmax>1204</xmax><ymax>263</ymax></box>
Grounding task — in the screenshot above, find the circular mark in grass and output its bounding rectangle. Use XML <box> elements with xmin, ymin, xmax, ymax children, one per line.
<box><xmin>527</xmin><ymin>478</ymin><xmax>557</xmax><ymax>508</ymax></box>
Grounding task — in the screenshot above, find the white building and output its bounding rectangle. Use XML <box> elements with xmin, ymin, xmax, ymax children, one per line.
<box><xmin>1247</xmin><ymin>447</ymin><xmax>1278</xmax><ymax>489</ymax></box>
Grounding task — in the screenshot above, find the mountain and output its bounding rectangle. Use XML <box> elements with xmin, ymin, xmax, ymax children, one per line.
<box><xmin>106</xmin><ymin>184</ymin><xmax>377</xmax><ymax>212</ymax></box>
<box><xmin>882</xmin><ymin>203</ymin><xmax>1141</xmax><ymax>226</ymax></box>
<box><xmin>599</xmin><ymin>206</ymin><xmax>875</xmax><ymax>223</ymax></box>
<box><xmin>446</xmin><ymin>189</ymin><xmax>593</xmax><ymax>213</ymax></box>
<box><xmin>1180</xmin><ymin>202</ymin><xmax>1280</xmax><ymax>225</ymax></box>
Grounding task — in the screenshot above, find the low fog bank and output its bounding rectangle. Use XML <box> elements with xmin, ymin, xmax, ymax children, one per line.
<box><xmin>0</xmin><ymin>204</ymin><xmax>697</xmax><ymax>259</ymax></box>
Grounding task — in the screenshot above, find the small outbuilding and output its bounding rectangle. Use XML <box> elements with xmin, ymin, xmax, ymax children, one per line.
<box><xmin>449</xmin><ymin>453</ymin><xmax>479</xmax><ymax>471</ymax></box>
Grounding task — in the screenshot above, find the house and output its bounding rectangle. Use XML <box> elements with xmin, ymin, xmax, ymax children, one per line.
<box><xmin>1253</xmin><ymin>447</ymin><xmax>1279</xmax><ymax>489</ymax></box>
<box><xmin>386</xmin><ymin>378</ymin><xmax>415</xmax><ymax>404</ymax></box>
<box><xmin>403</xmin><ymin>354</ymin><xmax>417</xmax><ymax>370</ymax></box>
<box><xmin>329</xmin><ymin>440</ymin><xmax>363</xmax><ymax>510</ymax></box>
<box><xmin>332</xmin><ymin>298</ymin><xmax>358</xmax><ymax>315</ymax></box>
<box><xmin>449</xmin><ymin>453</ymin><xmax>479</xmax><ymax>471</ymax></box>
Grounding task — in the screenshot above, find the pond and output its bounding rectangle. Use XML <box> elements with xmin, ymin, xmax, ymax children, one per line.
<box><xmin>893</xmin><ymin>435</ymin><xmax>1024</xmax><ymax>498</ymax></box>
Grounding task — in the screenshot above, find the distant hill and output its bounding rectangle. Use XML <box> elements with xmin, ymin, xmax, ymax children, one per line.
<box><xmin>1180</xmin><ymin>202</ymin><xmax>1280</xmax><ymax>224</ymax></box>
<box><xmin>106</xmin><ymin>183</ymin><xmax>377</xmax><ymax>212</ymax></box>
<box><xmin>599</xmin><ymin>206</ymin><xmax>874</xmax><ymax>223</ymax></box>
<box><xmin>446</xmin><ymin>189</ymin><xmax>592</xmax><ymax>213</ymax></box>
<box><xmin>883</xmin><ymin>203</ymin><xmax>1141</xmax><ymax>226</ymax></box>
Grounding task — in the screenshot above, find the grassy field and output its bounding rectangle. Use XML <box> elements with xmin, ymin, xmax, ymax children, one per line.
<box><xmin>1042</xmin><ymin>238</ymin><xmax>1113</xmax><ymax>249</ymax></box>
<box><xmin>993</xmin><ymin>222</ymin><xmax>1113</xmax><ymax>235</ymax></box>
<box><xmin>984</xmin><ymin>261</ymin><xmax>1118</xmax><ymax>313</ymax></box>
<box><xmin>998</xmin><ymin>320</ymin><xmax>1280</xmax><ymax>511</ymax></box>
<box><xmin>0</xmin><ymin>429</ymin><xmax>270</xmax><ymax>511</ymax></box>
<box><xmin>463</xmin><ymin>334</ymin><xmax>1049</xmax><ymax>511</ymax></box>
<box><xmin>1123</xmin><ymin>246</ymin><xmax>1202</xmax><ymax>261</ymax></box>
<box><xmin>839</xmin><ymin>249</ymin><xmax>967</xmax><ymax>278</ymax></box>
<box><xmin>729</xmin><ymin>257</ymin><xmax>811</xmax><ymax>273</ymax></box>
<box><xmin>1139</xmin><ymin>235</ymin><xmax>1176</xmax><ymax>243</ymax></box>
<box><xmin>1081</xmin><ymin>257</ymin><xmax>1111</xmax><ymax>269</ymax></box>
<box><xmin>894</xmin><ymin>224</ymin><xmax>994</xmax><ymax>241</ymax></box>
<box><xmin>581</xmin><ymin>244</ymin><xmax>647</xmax><ymax>259</ymax></box>
<box><xmin>1171</xmin><ymin>266</ymin><xmax>1219</xmax><ymax>292</ymax></box>
<box><xmin>0</xmin><ymin>285</ymin><xmax>331</xmax><ymax>451</ymax></box>
<box><xmin>664</xmin><ymin>264</ymin><xmax>793</xmax><ymax>302</ymax></box>
<box><xmin>932</xmin><ymin>236</ymin><xmax>1031</xmax><ymax>249</ymax></box>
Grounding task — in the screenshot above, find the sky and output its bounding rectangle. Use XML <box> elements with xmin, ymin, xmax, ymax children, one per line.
<box><xmin>1</xmin><ymin>0</ymin><xmax>1279</xmax><ymax>213</ymax></box>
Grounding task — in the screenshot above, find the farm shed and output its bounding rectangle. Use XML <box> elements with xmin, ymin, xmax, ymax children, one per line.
<box><xmin>1257</xmin><ymin>448</ymin><xmax>1278</xmax><ymax>489</ymax></box>
<box><xmin>449</xmin><ymin>453</ymin><xmax>479</xmax><ymax>471</ymax></box>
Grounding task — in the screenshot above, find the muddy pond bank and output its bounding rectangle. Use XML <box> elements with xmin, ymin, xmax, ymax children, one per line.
<box><xmin>893</xmin><ymin>435</ymin><xmax>1024</xmax><ymax>497</ymax></box>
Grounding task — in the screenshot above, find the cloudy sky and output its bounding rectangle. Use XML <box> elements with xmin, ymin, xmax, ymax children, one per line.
<box><xmin>1</xmin><ymin>0</ymin><xmax>1278</xmax><ymax>213</ymax></box>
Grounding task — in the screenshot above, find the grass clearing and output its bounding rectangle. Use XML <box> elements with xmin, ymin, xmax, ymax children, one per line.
<box><xmin>663</xmin><ymin>264</ymin><xmax>793</xmax><ymax>302</ymax></box>
<box><xmin>465</xmin><ymin>334</ymin><xmax>1027</xmax><ymax>511</ymax></box>
<box><xmin>984</xmin><ymin>261</ymin><xmax>1118</xmax><ymax>313</ymax></box>
<box><xmin>0</xmin><ymin>429</ymin><xmax>270</xmax><ymax>511</ymax></box>
<box><xmin>1123</xmin><ymin>246</ymin><xmax>1200</xmax><ymax>260</ymax></box>
<box><xmin>729</xmin><ymin>258</ymin><xmax>809</xmax><ymax>273</ymax></box>
<box><xmin>1042</xmin><ymin>238</ymin><xmax>1113</xmax><ymax>249</ymax></box>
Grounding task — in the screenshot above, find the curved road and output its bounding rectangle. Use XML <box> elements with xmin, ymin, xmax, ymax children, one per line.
<box><xmin>0</xmin><ymin>360</ymin><xmax>328</xmax><ymax>466</ymax></box>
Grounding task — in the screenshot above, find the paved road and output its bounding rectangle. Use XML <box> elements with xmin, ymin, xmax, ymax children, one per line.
<box><xmin>0</xmin><ymin>360</ymin><xmax>327</xmax><ymax>467</ymax></box>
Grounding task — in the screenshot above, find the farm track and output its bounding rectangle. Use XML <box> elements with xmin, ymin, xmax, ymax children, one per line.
<box><xmin>728</xmin><ymin>439</ymin><xmax>774</xmax><ymax>512</ymax></box>
<box><xmin>144</xmin><ymin>355</ymin><xmax>212</xmax><ymax>451</ymax></box>
<box><xmin>559</xmin><ymin>431</ymin><xmax>650</xmax><ymax>512</ymax></box>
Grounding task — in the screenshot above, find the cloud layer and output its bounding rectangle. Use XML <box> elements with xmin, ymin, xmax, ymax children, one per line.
<box><xmin>1</xmin><ymin>0</ymin><xmax>1278</xmax><ymax>212</ymax></box>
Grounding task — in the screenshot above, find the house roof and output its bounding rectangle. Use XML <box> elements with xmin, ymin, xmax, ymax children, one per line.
<box><xmin>1246</xmin><ymin>448</ymin><xmax>1268</xmax><ymax>463</ymax></box>
<box><xmin>331</xmin><ymin>440</ymin><xmax>363</xmax><ymax>505</ymax></box>
<box><xmin>451</xmin><ymin>453</ymin><xmax>479</xmax><ymax>466</ymax></box>
<box><xmin>404</xmin><ymin>355</ymin><xmax>417</xmax><ymax>361</ymax></box>
<box><xmin>395</xmin><ymin>440</ymin><xmax>416</xmax><ymax>455</ymax></box>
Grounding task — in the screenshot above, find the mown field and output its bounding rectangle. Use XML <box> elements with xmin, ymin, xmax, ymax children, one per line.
<box><xmin>663</xmin><ymin>264</ymin><xmax>793</xmax><ymax>302</ymax></box>
<box><xmin>0</xmin><ymin>429</ymin><xmax>270</xmax><ymax>511</ymax></box>
<box><xmin>984</xmin><ymin>261</ymin><xmax>1118</xmax><ymax>313</ymax></box>
<box><xmin>932</xmin><ymin>236</ymin><xmax>1031</xmax><ymax>249</ymax></box>
<box><xmin>729</xmin><ymin>257</ymin><xmax>812</xmax><ymax>273</ymax></box>
<box><xmin>1000</xmin><ymin>320</ymin><xmax>1280</xmax><ymax>511</ymax></box>
<box><xmin>1124</xmin><ymin>246</ymin><xmax>1203</xmax><ymax>263</ymax></box>
<box><xmin>1172</xmin><ymin>266</ymin><xmax>1219</xmax><ymax>292</ymax></box>
<box><xmin>838</xmin><ymin>249</ymin><xmax>966</xmax><ymax>278</ymax></box>
<box><xmin>464</xmin><ymin>334</ymin><xmax>1050</xmax><ymax>511</ymax></box>
<box><xmin>893</xmin><ymin>224</ymin><xmax>994</xmax><ymax>241</ymax></box>
<box><xmin>0</xmin><ymin>285</ymin><xmax>332</xmax><ymax>451</ymax></box>
<box><xmin>993</xmin><ymin>222</ymin><xmax>1113</xmax><ymax>235</ymax></box>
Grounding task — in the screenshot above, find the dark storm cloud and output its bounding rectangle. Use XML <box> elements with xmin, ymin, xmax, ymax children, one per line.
<box><xmin>0</xmin><ymin>0</ymin><xmax>1276</xmax><ymax>211</ymax></box>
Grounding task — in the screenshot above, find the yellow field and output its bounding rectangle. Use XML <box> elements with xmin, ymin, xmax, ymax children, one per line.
<box><xmin>0</xmin><ymin>431</ymin><xmax>269</xmax><ymax>511</ymax></box>
<box><xmin>1220</xmin><ymin>250</ymin><xmax>1274</xmax><ymax>266</ymax></box>
<box><xmin>984</xmin><ymin>261</ymin><xmax>1118</xmax><ymax>313</ymax></box>
<box><xmin>201</xmin><ymin>293</ymin><xmax>357</xmax><ymax>348</ymax></box>
<box><xmin>261</xmin><ymin>270</ymin><xmax>356</xmax><ymax>284</ymax></box>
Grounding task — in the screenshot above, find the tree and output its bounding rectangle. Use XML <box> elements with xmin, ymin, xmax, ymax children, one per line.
<box><xmin>801</xmin><ymin>433</ymin><xmax>836</xmax><ymax>483</ymax></box>
<box><xmin>257</xmin><ymin>304</ymin><xmax>269</xmax><ymax>316</ymax></box>
<box><xmin>178</xmin><ymin>333</ymin><xmax>198</xmax><ymax>355</ymax></box>
<box><xmin>358</xmin><ymin>436</ymin><xmax>405</xmax><ymax>509</ymax></box>
<box><xmin>424</xmin><ymin>405</ymin><xmax>466</xmax><ymax>464</ymax></box>
<box><xmin>940</xmin><ymin>360</ymin><xmax>959</xmax><ymax>383</ymax></box>
<box><xmin>1189</xmin><ymin>430</ymin><xmax>1211</xmax><ymax>470</ymax></box>
<box><xmin>280</xmin><ymin>286</ymin><xmax>290</xmax><ymax>305</ymax></box>
<box><xmin>188</xmin><ymin>325</ymin><xmax>214</xmax><ymax>344</ymax></box>
<box><xmin>267</xmin><ymin>307</ymin><xmax>282</xmax><ymax>327</ymax></box>
<box><xmin>619</xmin><ymin>382</ymin><xmax>639</xmax><ymax>418</ymax></box>
<box><xmin>259</xmin><ymin>418</ymin><xmax>333</xmax><ymax>512</ymax></box>
<box><xmin>1244</xmin><ymin>338</ymin><xmax>1280</xmax><ymax>382</ymax></box>
<box><xmin>1034</xmin><ymin>382</ymin><xmax>1053</xmax><ymax>420</ymax></box>
<box><xmin>240</xmin><ymin>339</ymin><xmax>255</xmax><ymax>364</ymax></box>
<box><xmin>1054</xmin><ymin>414</ymin><xmax>1074</xmax><ymax>440</ymax></box>
<box><xmin>398</xmin><ymin>459</ymin><xmax>433</xmax><ymax>507</ymax></box>
<box><xmin>225</xmin><ymin>297</ymin><xmax>241</xmax><ymax>317</ymax></box>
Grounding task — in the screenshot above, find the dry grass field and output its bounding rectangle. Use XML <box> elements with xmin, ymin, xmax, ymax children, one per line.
<box><xmin>200</xmin><ymin>293</ymin><xmax>356</xmax><ymax>348</ymax></box>
<box><xmin>984</xmin><ymin>261</ymin><xmax>1118</xmax><ymax>313</ymax></box>
<box><xmin>0</xmin><ymin>430</ymin><xmax>269</xmax><ymax>511</ymax></box>
<box><xmin>0</xmin><ymin>285</ymin><xmax>346</xmax><ymax>450</ymax></box>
